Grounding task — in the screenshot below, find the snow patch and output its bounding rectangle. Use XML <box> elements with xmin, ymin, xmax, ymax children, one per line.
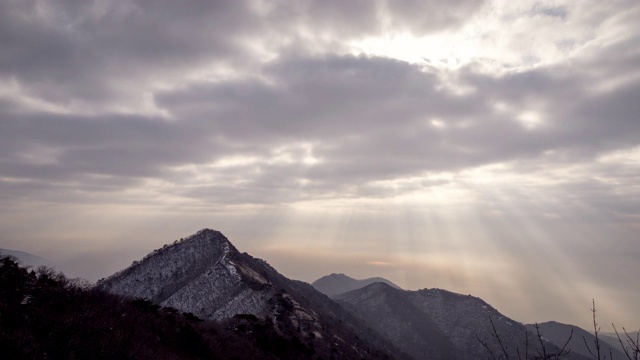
<box><xmin>222</xmin><ymin>241</ymin><xmax>240</xmax><ymax>279</ymax></box>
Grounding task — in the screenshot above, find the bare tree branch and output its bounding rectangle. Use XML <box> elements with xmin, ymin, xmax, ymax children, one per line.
<box><xmin>584</xmin><ymin>299</ymin><xmax>603</xmax><ymax>360</ymax></box>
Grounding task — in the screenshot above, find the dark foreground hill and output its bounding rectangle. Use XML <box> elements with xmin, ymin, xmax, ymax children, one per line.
<box><xmin>312</xmin><ymin>273</ymin><xmax>402</xmax><ymax>297</ymax></box>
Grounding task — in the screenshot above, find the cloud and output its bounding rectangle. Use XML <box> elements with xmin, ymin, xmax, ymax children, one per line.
<box><xmin>1</xmin><ymin>0</ymin><xmax>639</xmax><ymax>330</ymax></box>
<box><xmin>0</xmin><ymin>0</ymin><xmax>487</xmax><ymax>117</ymax></box>
<box><xmin>2</xmin><ymin>38</ymin><xmax>640</xmax><ymax>210</ymax></box>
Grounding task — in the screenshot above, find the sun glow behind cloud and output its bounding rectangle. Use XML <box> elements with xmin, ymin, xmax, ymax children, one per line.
<box><xmin>347</xmin><ymin>0</ymin><xmax>601</xmax><ymax>72</ymax></box>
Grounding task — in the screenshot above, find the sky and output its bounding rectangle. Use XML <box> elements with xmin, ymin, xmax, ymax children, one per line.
<box><xmin>1</xmin><ymin>0</ymin><xmax>639</xmax><ymax>331</ymax></box>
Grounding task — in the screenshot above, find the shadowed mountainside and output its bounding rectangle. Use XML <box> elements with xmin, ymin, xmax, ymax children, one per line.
<box><xmin>336</xmin><ymin>282</ymin><xmax>590</xmax><ymax>360</ymax></box>
<box><xmin>526</xmin><ymin>321</ymin><xmax>626</xmax><ymax>359</ymax></box>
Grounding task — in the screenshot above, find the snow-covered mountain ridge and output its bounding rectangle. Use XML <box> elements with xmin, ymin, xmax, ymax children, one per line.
<box><xmin>98</xmin><ymin>229</ymin><xmax>280</xmax><ymax>320</ymax></box>
<box><xmin>97</xmin><ymin>229</ymin><xmax>406</xmax><ymax>359</ymax></box>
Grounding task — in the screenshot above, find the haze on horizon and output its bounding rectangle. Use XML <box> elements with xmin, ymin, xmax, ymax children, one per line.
<box><xmin>1</xmin><ymin>0</ymin><xmax>638</xmax><ymax>331</ymax></box>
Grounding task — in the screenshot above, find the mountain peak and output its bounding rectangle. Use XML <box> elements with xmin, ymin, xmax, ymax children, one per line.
<box><xmin>335</xmin><ymin>281</ymin><xmax>398</xmax><ymax>301</ymax></box>
<box><xmin>312</xmin><ymin>273</ymin><xmax>402</xmax><ymax>297</ymax></box>
<box><xmin>97</xmin><ymin>229</ymin><xmax>264</xmax><ymax>319</ymax></box>
<box><xmin>96</xmin><ymin>229</ymin><xmax>403</xmax><ymax>359</ymax></box>
<box><xmin>193</xmin><ymin>228</ymin><xmax>222</xmax><ymax>238</ymax></box>
<box><xmin>364</xmin><ymin>281</ymin><xmax>395</xmax><ymax>291</ymax></box>
<box><xmin>173</xmin><ymin>228</ymin><xmax>230</xmax><ymax>249</ymax></box>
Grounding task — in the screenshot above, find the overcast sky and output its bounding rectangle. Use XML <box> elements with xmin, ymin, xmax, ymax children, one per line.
<box><xmin>1</xmin><ymin>0</ymin><xmax>639</xmax><ymax>330</ymax></box>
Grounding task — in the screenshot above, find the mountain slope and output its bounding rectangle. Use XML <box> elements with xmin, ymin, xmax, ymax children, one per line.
<box><xmin>1</xmin><ymin>254</ymin><xmax>393</xmax><ymax>360</ymax></box>
<box><xmin>98</xmin><ymin>229</ymin><xmax>406</xmax><ymax>360</ymax></box>
<box><xmin>336</xmin><ymin>283</ymin><xmax>590</xmax><ymax>360</ymax></box>
<box><xmin>98</xmin><ymin>230</ymin><xmax>274</xmax><ymax>320</ymax></box>
<box><xmin>526</xmin><ymin>321</ymin><xmax>626</xmax><ymax>359</ymax></box>
<box><xmin>337</xmin><ymin>282</ymin><xmax>460</xmax><ymax>360</ymax></box>
<box><xmin>0</xmin><ymin>248</ymin><xmax>57</xmax><ymax>269</ymax></box>
<box><xmin>601</xmin><ymin>331</ymin><xmax>640</xmax><ymax>356</ymax></box>
<box><xmin>312</xmin><ymin>273</ymin><xmax>402</xmax><ymax>297</ymax></box>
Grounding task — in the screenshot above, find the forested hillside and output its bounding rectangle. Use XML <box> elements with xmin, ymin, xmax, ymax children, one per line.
<box><xmin>0</xmin><ymin>255</ymin><xmax>392</xmax><ymax>360</ymax></box>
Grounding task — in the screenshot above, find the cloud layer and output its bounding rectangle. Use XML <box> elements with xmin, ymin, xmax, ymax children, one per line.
<box><xmin>1</xmin><ymin>0</ymin><xmax>639</xmax><ymax>329</ymax></box>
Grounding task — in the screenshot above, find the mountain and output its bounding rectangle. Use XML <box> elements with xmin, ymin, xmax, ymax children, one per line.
<box><xmin>1</xmin><ymin>230</ymin><xmax>604</xmax><ymax>360</ymax></box>
<box><xmin>336</xmin><ymin>282</ymin><xmax>460</xmax><ymax>360</ymax></box>
<box><xmin>1</xmin><ymin>254</ymin><xmax>214</xmax><ymax>359</ymax></box>
<box><xmin>98</xmin><ymin>230</ymin><xmax>275</xmax><ymax>321</ymax></box>
<box><xmin>97</xmin><ymin>229</ymin><xmax>407</xmax><ymax>360</ymax></box>
<box><xmin>1</xmin><ymin>254</ymin><xmax>394</xmax><ymax>360</ymax></box>
<box><xmin>336</xmin><ymin>283</ymin><xmax>590</xmax><ymax>360</ymax></box>
<box><xmin>0</xmin><ymin>248</ymin><xmax>56</xmax><ymax>269</ymax></box>
<box><xmin>526</xmin><ymin>322</ymin><xmax>627</xmax><ymax>359</ymax></box>
<box><xmin>312</xmin><ymin>273</ymin><xmax>402</xmax><ymax>297</ymax></box>
<box><xmin>601</xmin><ymin>331</ymin><xmax>639</xmax><ymax>356</ymax></box>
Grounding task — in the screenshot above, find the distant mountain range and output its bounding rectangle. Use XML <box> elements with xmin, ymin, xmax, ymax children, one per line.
<box><xmin>601</xmin><ymin>331</ymin><xmax>640</xmax><ymax>356</ymax></box>
<box><xmin>338</xmin><ymin>283</ymin><xmax>592</xmax><ymax>360</ymax></box>
<box><xmin>0</xmin><ymin>248</ymin><xmax>56</xmax><ymax>269</ymax></box>
<box><xmin>336</xmin><ymin>282</ymin><xmax>460</xmax><ymax>360</ymax></box>
<box><xmin>97</xmin><ymin>229</ymin><xmax>594</xmax><ymax>360</ymax></box>
<box><xmin>527</xmin><ymin>321</ymin><xmax>628</xmax><ymax>359</ymax></box>
<box><xmin>5</xmin><ymin>229</ymin><xmax>621</xmax><ymax>359</ymax></box>
<box><xmin>312</xmin><ymin>272</ymin><xmax>402</xmax><ymax>297</ymax></box>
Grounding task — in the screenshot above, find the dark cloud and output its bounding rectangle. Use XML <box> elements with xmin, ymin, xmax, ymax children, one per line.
<box><xmin>268</xmin><ymin>0</ymin><xmax>485</xmax><ymax>36</ymax></box>
<box><xmin>382</xmin><ymin>0</ymin><xmax>486</xmax><ymax>34</ymax></box>
<box><xmin>531</xmin><ymin>4</ymin><xmax>568</xmax><ymax>20</ymax></box>
<box><xmin>0</xmin><ymin>0</ymin><xmax>262</xmax><ymax>108</ymax></box>
<box><xmin>0</xmin><ymin>111</ymin><xmax>232</xmax><ymax>203</ymax></box>
<box><xmin>0</xmin><ymin>0</ymin><xmax>485</xmax><ymax>110</ymax></box>
<box><xmin>3</xmin><ymin>38</ymin><xmax>640</xmax><ymax>208</ymax></box>
<box><xmin>151</xmin><ymin>47</ymin><xmax>640</xmax><ymax>204</ymax></box>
